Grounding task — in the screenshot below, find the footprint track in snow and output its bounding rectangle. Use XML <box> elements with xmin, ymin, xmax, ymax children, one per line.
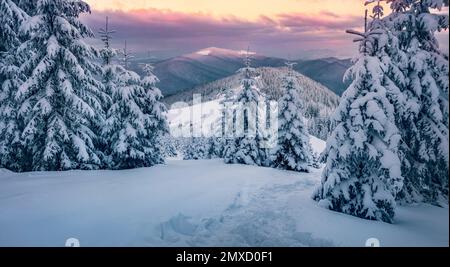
<box><xmin>154</xmin><ymin>179</ymin><xmax>334</xmax><ymax>247</ymax></box>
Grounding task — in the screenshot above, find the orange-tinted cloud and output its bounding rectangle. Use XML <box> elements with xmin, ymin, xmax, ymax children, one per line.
<box><xmin>82</xmin><ymin>1</ymin><xmax>449</xmax><ymax>59</ymax></box>
<box><xmin>86</xmin><ymin>0</ymin><xmax>378</xmax><ymax>20</ymax></box>
<box><xmin>82</xmin><ymin>7</ymin><xmax>364</xmax><ymax>59</ymax></box>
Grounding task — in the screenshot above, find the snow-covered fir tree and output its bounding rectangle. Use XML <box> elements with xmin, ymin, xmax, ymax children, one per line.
<box><xmin>221</xmin><ymin>86</ymin><xmax>237</xmax><ymax>161</ymax></box>
<box><xmin>103</xmin><ymin>44</ymin><xmax>167</xmax><ymax>169</ymax></box>
<box><xmin>313</xmin><ymin>12</ymin><xmax>405</xmax><ymax>223</ymax></box>
<box><xmin>271</xmin><ymin>62</ymin><xmax>313</xmax><ymax>172</ymax></box>
<box><xmin>307</xmin><ymin>117</ymin><xmax>335</xmax><ymax>141</ymax></box>
<box><xmin>98</xmin><ymin>16</ymin><xmax>115</xmax><ymax>66</ymax></box>
<box><xmin>0</xmin><ymin>53</ymin><xmax>29</xmax><ymax>172</ymax></box>
<box><xmin>0</xmin><ymin>0</ymin><xmax>27</xmax><ymax>52</ymax></box>
<box><xmin>14</xmin><ymin>0</ymin><xmax>37</xmax><ymax>15</ymax></box>
<box><xmin>383</xmin><ymin>0</ymin><xmax>449</xmax><ymax>205</ymax></box>
<box><xmin>98</xmin><ymin>16</ymin><xmax>122</xmax><ymax>103</ymax></box>
<box><xmin>224</xmin><ymin>51</ymin><xmax>267</xmax><ymax>166</ymax></box>
<box><xmin>120</xmin><ymin>40</ymin><xmax>134</xmax><ymax>69</ymax></box>
<box><xmin>160</xmin><ymin>135</ymin><xmax>177</xmax><ymax>158</ymax></box>
<box><xmin>223</xmin><ymin>137</ymin><xmax>237</xmax><ymax>162</ymax></box>
<box><xmin>360</xmin><ymin>1</ymin><xmax>412</xmax><ymax>203</ymax></box>
<box><xmin>183</xmin><ymin>137</ymin><xmax>210</xmax><ymax>160</ymax></box>
<box><xmin>208</xmin><ymin>94</ymin><xmax>228</xmax><ymax>159</ymax></box>
<box><xmin>180</xmin><ymin>121</ymin><xmax>209</xmax><ymax>160</ymax></box>
<box><xmin>207</xmin><ymin>137</ymin><xmax>224</xmax><ymax>158</ymax></box>
<box><xmin>140</xmin><ymin>63</ymin><xmax>169</xmax><ymax>166</ymax></box>
<box><xmin>13</xmin><ymin>0</ymin><xmax>106</xmax><ymax>171</ymax></box>
<box><xmin>96</xmin><ymin>16</ymin><xmax>121</xmax><ymax>167</ymax></box>
<box><xmin>0</xmin><ymin>0</ymin><xmax>29</xmax><ymax>171</ymax></box>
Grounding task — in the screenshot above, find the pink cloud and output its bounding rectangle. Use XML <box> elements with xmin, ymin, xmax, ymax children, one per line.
<box><xmin>277</xmin><ymin>12</ymin><xmax>362</xmax><ymax>30</ymax></box>
<box><xmin>81</xmin><ymin>7</ymin><xmax>447</xmax><ymax>59</ymax></box>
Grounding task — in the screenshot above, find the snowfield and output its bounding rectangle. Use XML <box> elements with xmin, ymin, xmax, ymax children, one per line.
<box><xmin>0</xmin><ymin>159</ymin><xmax>448</xmax><ymax>247</ymax></box>
<box><xmin>0</xmin><ymin>99</ymin><xmax>447</xmax><ymax>247</ymax></box>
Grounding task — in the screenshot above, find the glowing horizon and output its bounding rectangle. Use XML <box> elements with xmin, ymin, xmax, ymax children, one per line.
<box><xmin>87</xmin><ymin>0</ymin><xmax>383</xmax><ymax>20</ymax></box>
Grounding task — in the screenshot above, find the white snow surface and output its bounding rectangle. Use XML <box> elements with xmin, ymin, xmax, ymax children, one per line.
<box><xmin>193</xmin><ymin>47</ymin><xmax>256</xmax><ymax>58</ymax></box>
<box><xmin>0</xmin><ymin>99</ymin><xmax>447</xmax><ymax>247</ymax></box>
<box><xmin>0</xmin><ymin>159</ymin><xmax>448</xmax><ymax>247</ymax></box>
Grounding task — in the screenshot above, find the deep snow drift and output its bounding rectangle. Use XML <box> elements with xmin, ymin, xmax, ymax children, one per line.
<box><xmin>0</xmin><ymin>159</ymin><xmax>447</xmax><ymax>247</ymax></box>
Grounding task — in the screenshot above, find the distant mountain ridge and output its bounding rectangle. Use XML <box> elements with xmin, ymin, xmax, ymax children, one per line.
<box><xmin>294</xmin><ymin>57</ymin><xmax>352</xmax><ymax>96</ymax></box>
<box><xmin>128</xmin><ymin>47</ymin><xmax>351</xmax><ymax>97</ymax></box>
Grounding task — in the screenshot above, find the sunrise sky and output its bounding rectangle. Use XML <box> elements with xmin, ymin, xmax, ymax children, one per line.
<box><xmin>82</xmin><ymin>0</ymin><xmax>449</xmax><ymax>59</ymax></box>
<box><xmin>88</xmin><ymin>0</ymin><xmax>377</xmax><ymax>19</ymax></box>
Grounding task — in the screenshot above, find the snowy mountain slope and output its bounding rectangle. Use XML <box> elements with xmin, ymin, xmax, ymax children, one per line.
<box><xmin>164</xmin><ymin>67</ymin><xmax>340</xmax><ymax>118</ymax></box>
<box><xmin>147</xmin><ymin>47</ymin><xmax>285</xmax><ymax>96</ymax></box>
<box><xmin>294</xmin><ymin>58</ymin><xmax>352</xmax><ymax>96</ymax></box>
<box><xmin>128</xmin><ymin>47</ymin><xmax>350</xmax><ymax>97</ymax></box>
<box><xmin>0</xmin><ymin>160</ymin><xmax>447</xmax><ymax>247</ymax></box>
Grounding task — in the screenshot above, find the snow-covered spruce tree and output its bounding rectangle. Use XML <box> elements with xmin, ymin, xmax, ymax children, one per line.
<box><xmin>182</xmin><ymin>139</ymin><xmax>196</xmax><ymax>160</ymax></box>
<box><xmin>0</xmin><ymin>0</ymin><xmax>29</xmax><ymax>171</ymax></box>
<box><xmin>313</xmin><ymin>14</ymin><xmax>404</xmax><ymax>223</ymax></box>
<box><xmin>98</xmin><ymin>16</ymin><xmax>121</xmax><ymax>105</ymax></box>
<box><xmin>160</xmin><ymin>135</ymin><xmax>177</xmax><ymax>158</ymax></box>
<box><xmin>360</xmin><ymin>1</ymin><xmax>414</xmax><ymax>202</ymax></box>
<box><xmin>208</xmin><ymin>137</ymin><xmax>224</xmax><ymax>158</ymax></box>
<box><xmin>183</xmin><ymin>137</ymin><xmax>210</xmax><ymax>160</ymax></box>
<box><xmin>0</xmin><ymin>54</ymin><xmax>30</xmax><ymax>172</ymax></box>
<box><xmin>223</xmin><ymin>137</ymin><xmax>237</xmax><ymax>162</ymax></box>
<box><xmin>208</xmin><ymin>93</ymin><xmax>229</xmax><ymax>159</ymax></box>
<box><xmin>271</xmin><ymin>63</ymin><xmax>313</xmax><ymax>172</ymax></box>
<box><xmin>383</xmin><ymin>0</ymin><xmax>449</xmax><ymax>204</ymax></box>
<box><xmin>224</xmin><ymin>53</ymin><xmax>267</xmax><ymax>166</ymax></box>
<box><xmin>307</xmin><ymin>117</ymin><xmax>335</xmax><ymax>141</ymax></box>
<box><xmin>15</xmin><ymin>0</ymin><xmax>107</xmax><ymax>171</ymax></box>
<box><xmin>120</xmin><ymin>40</ymin><xmax>134</xmax><ymax>69</ymax></box>
<box><xmin>14</xmin><ymin>0</ymin><xmax>37</xmax><ymax>15</ymax></box>
<box><xmin>103</xmin><ymin>44</ymin><xmax>166</xmax><ymax>169</ymax></box>
<box><xmin>98</xmin><ymin>16</ymin><xmax>115</xmax><ymax>67</ymax></box>
<box><xmin>221</xmin><ymin>86</ymin><xmax>237</xmax><ymax>162</ymax></box>
<box><xmin>97</xmin><ymin>16</ymin><xmax>120</xmax><ymax>167</ymax></box>
<box><xmin>103</xmin><ymin>69</ymin><xmax>148</xmax><ymax>169</ymax></box>
<box><xmin>0</xmin><ymin>0</ymin><xmax>28</xmax><ymax>52</ymax></box>
<box><xmin>140</xmin><ymin>63</ymin><xmax>169</xmax><ymax>166</ymax></box>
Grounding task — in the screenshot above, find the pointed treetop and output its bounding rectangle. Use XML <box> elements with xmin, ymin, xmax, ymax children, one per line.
<box><xmin>139</xmin><ymin>63</ymin><xmax>160</xmax><ymax>86</ymax></box>
<box><xmin>346</xmin><ymin>9</ymin><xmax>383</xmax><ymax>55</ymax></box>
<box><xmin>240</xmin><ymin>46</ymin><xmax>255</xmax><ymax>79</ymax></box>
<box><xmin>285</xmin><ymin>61</ymin><xmax>297</xmax><ymax>76</ymax></box>
<box><xmin>385</xmin><ymin>0</ymin><xmax>410</xmax><ymax>12</ymax></box>
<box><xmin>243</xmin><ymin>46</ymin><xmax>252</xmax><ymax>68</ymax></box>
<box><xmin>99</xmin><ymin>16</ymin><xmax>116</xmax><ymax>49</ymax></box>
<box><xmin>142</xmin><ymin>63</ymin><xmax>155</xmax><ymax>75</ymax></box>
<box><xmin>120</xmin><ymin>40</ymin><xmax>134</xmax><ymax>69</ymax></box>
<box><xmin>99</xmin><ymin>16</ymin><xmax>117</xmax><ymax>65</ymax></box>
<box><xmin>365</xmin><ymin>0</ymin><xmax>385</xmax><ymax>19</ymax></box>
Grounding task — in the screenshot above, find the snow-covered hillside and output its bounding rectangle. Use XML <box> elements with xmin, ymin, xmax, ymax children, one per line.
<box><xmin>165</xmin><ymin>67</ymin><xmax>340</xmax><ymax>140</ymax></box>
<box><xmin>129</xmin><ymin>47</ymin><xmax>350</xmax><ymax>98</ymax></box>
<box><xmin>0</xmin><ymin>160</ymin><xmax>447</xmax><ymax>247</ymax></box>
<box><xmin>164</xmin><ymin>67</ymin><xmax>339</xmax><ymax>117</ymax></box>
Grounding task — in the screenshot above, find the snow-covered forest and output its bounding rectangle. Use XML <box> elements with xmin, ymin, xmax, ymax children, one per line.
<box><xmin>164</xmin><ymin>66</ymin><xmax>340</xmax><ymax>140</ymax></box>
<box><xmin>0</xmin><ymin>0</ymin><xmax>448</xmax><ymax>247</ymax></box>
<box><xmin>0</xmin><ymin>0</ymin><xmax>168</xmax><ymax>171</ymax></box>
